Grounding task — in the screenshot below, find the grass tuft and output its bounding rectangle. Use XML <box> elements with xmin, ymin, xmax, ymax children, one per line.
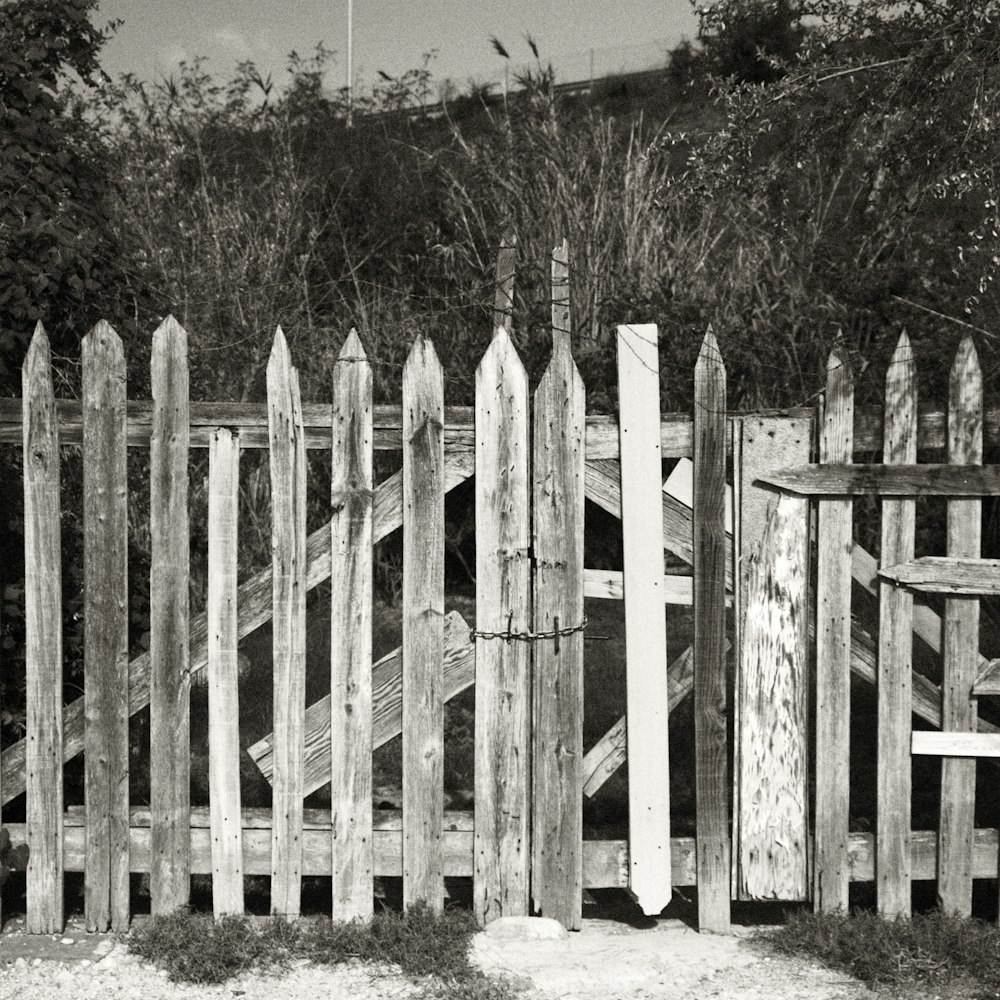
<box><xmin>127</xmin><ymin>904</ymin><xmax>523</xmax><ymax>1000</ymax></box>
<box><xmin>763</xmin><ymin>909</ymin><xmax>1000</xmax><ymax>995</ymax></box>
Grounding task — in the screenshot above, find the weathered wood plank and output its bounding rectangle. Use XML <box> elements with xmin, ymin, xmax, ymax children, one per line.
<box><xmin>330</xmin><ymin>331</ymin><xmax>375</xmax><ymax>923</ymax></box>
<box><xmin>734</xmin><ymin>413</ymin><xmax>810</xmax><ymax>912</ymax></box>
<box><xmin>550</xmin><ymin>239</ymin><xmax>571</xmax><ymax>354</ymax></box>
<box><xmin>693</xmin><ymin>330</ymin><xmax>729</xmax><ymax>929</ymax></box>
<box><xmin>737</xmin><ymin>496</ymin><xmax>809</xmax><ymax>901</ymax></box>
<box><xmin>532</xmin><ymin>326</ymin><xmax>585</xmax><ymax>929</ymax></box>
<box><xmin>913</xmin><ymin>732</ymin><xmax>1000</xmax><ymax>757</ymax></box>
<box><xmin>814</xmin><ymin>343</ymin><xmax>854</xmax><ymax>913</ymax></box>
<box><xmin>81</xmin><ymin>321</ymin><xmax>130</xmax><ymax>932</ymax></box>
<box><xmin>250</xmin><ymin>611</ymin><xmax>473</xmax><ymax>793</ymax></box>
<box><xmin>584</xmin><ymin>460</ymin><xmax>735</xmax><ymax>588</ymax></box>
<box><xmin>17</xmin><ymin>812</ymin><xmax>1000</xmax><ymax>885</ymax></box>
<box><xmin>758</xmin><ymin>464</ymin><xmax>1000</xmax><ymax>497</ymax></box>
<box><xmin>22</xmin><ymin>324</ymin><xmax>64</xmax><ymax>934</ymax></box>
<box><xmin>939</xmin><ymin>336</ymin><xmax>982</xmax><ymax>917</ymax></box>
<box><xmin>11</xmin><ymin>396</ymin><xmax>1000</xmax><ymax>456</ymax></box>
<box><xmin>267</xmin><ymin>328</ymin><xmax>307</xmax><ymax>919</ymax></box>
<box><xmin>1</xmin><ymin>458</ymin><xmax>476</xmax><ymax>807</ymax></box>
<box><xmin>402</xmin><ymin>335</ymin><xmax>445</xmax><ymax>914</ymax></box>
<box><xmin>879</xmin><ymin>557</ymin><xmax>998</xmax><ymax>594</ymax></box>
<box><xmin>149</xmin><ymin>315</ymin><xmax>191</xmax><ymax>916</ymax></box>
<box><xmin>474</xmin><ymin>328</ymin><xmax>531</xmax><ymax>925</ymax></box>
<box><xmin>207</xmin><ymin>429</ymin><xmax>244</xmax><ymax>918</ymax></box>
<box><xmin>616</xmin><ymin>323</ymin><xmax>672</xmax><ymax>918</ymax></box>
<box><xmin>878</xmin><ymin>331</ymin><xmax>917</xmax><ymax>919</ymax></box>
<box><xmin>493</xmin><ymin>232</ymin><xmax>517</xmax><ymax>334</ymax></box>
<box><xmin>583</xmin><ymin>569</ymin><xmax>733</xmax><ymax>605</ymax></box>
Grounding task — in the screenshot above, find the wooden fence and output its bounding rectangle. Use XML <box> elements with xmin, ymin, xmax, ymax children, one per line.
<box><xmin>2</xmin><ymin>279</ymin><xmax>1000</xmax><ymax>936</ymax></box>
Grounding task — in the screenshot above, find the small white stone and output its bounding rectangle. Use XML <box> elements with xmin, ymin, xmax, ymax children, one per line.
<box><xmin>60</xmin><ymin>937</ymin><xmax>74</xmax><ymax>945</ymax></box>
<box><xmin>14</xmin><ymin>957</ymin><xmax>26</xmax><ymax>968</ymax></box>
<box><xmin>80</xmin><ymin>959</ymin><xmax>91</xmax><ymax>967</ymax></box>
<box><xmin>32</xmin><ymin>957</ymin><xmax>42</xmax><ymax>966</ymax></box>
<box><xmin>482</xmin><ymin>916</ymin><xmax>569</xmax><ymax>941</ymax></box>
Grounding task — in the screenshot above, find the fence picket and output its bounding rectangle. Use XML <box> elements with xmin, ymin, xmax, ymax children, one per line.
<box><xmin>493</xmin><ymin>232</ymin><xmax>517</xmax><ymax>334</ymax></box>
<box><xmin>693</xmin><ymin>330</ymin><xmax>730</xmax><ymax>929</ymax></box>
<box><xmin>814</xmin><ymin>343</ymin><xmax>854</xmax><ymax>913</ymax></box>
<box><xmin>402</xmin><ymin>335</ymin><xmax>445</xmax><ymax>913</ymax></box>
<box><xmin>207</xmin><ymin>429</ymin><xmax>244</xmax><ymax>918</ymax></box>
<box><xmin>82</xmin><ymin>321</ymin><xmax>130</xmax><ymax>932</ymax></box>
<box><xmin>0</xmin><ymin>450</ymin><xmax>474</xmax><ymax>809</ymax></box>
<box><xmin>23</xmin><ymin>323</ymin><xmax>64</xmax><ymax>934</ymax></box>
<box><xmin>550</xmin><ymin>239</ymin><xmax>571</xmax><ymax>354</ymax></box>
<box><xmin>616</xmin><ymin>323</ymin><xmax>672</xmax><ymax>918</ymax></box>
<box><xmin>149</xmin><ymin>315</ymin><xmax>191</xmax><ymax>915</ymax></box>
<box><xmin>474</xmin><ymin>327</ymin><xmax>531</xmax><ymax>925</ymax></box>
<box><xmin>330</xmin><ymin>330</ymin><xmax>375</xmax><ymax>922</ymax></box>
<box><xmin>532</xmin><ymin>314</ymin><xmax>585</xmax><ymax>928</ymax></box>
<box><xmin>878</xmin><ymin>331</ymin><xmax>917</xmax><ymax>918</ymax></box>
<box><xmin>939</xmin><ymin>336</ymin><xmax>982</xmax><ymax>916</ymax></box>
<box><xmin>268</xmin><ymin>328</ymin><xmax>307</xmax><ymax>919</ymax></box>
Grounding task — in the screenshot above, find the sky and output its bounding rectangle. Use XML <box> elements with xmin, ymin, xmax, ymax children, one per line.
<box><xmin>93</xmin><ymin>1</ymin><xmax>701</xmax><ymax>96</ymax></box>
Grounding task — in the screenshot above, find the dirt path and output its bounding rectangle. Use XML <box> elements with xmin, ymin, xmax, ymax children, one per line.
<box><xmin>471</xmin><ymin>918</ymin><xmax>877</xmax><ymax>1000</ymax></box>
<box><xmin>0</xmin><ymin>914</ymin><xmax>878</xmax><ymax>1000</ymax></box>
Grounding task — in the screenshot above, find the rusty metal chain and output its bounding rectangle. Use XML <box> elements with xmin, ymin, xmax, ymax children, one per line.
<box><xmin>470</xmin><ymin>613</ymin><xmax>601</xmax><ymax>653</ymax></box>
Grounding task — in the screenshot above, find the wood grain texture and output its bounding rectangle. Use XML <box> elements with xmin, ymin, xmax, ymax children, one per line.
<box><xmin>814</xmin><ymin>344</ymin><xmax>854</xmax><ymax>913</ymax></box>
<box><xmin>8</xmin><ymin>396</ymin><xmax>1000</xmax><ymax>456</ymax></box>
<box><xmin>757</xmin><ymin>464</ymin><xmax>1000</xmax><ymax>497</ymax></box>
<box><xmin>207</xmin><ymin>430</ymin><xmax>244</xmax><ymax>918</ymax></box>
<box><xmin>493</xmin><ymin>233</ymin><xmax>517</xmax><ymax>334</ymax></box>
<box><xmin>584</xmin><ymin>460</ymin><xmax>735</xmax><ymax>589</ymax></box>
<box><xmin>267</xmin><ymin>328</ymin><xmax>307</xmax><ymax>919</ymax></box>
<box><xmin>616</xmin><ymin>323</ymin><xmax>672</xmax><ymax>918</ymax></box>
<box><xmin>693</xmin><ymin>330</ymin><xmax>729</xmax><ymax>929</ymax></box>
<box><xmin>737</xmin><ymin>496</ymin><xmax>809</xmax><ymax>901</ymax></box>
<box><xmin>149</xmin><ymin>315</ymin><xmax>191</xmax><ymax>916</ymax></box>
<box><xmin>913</xmin><ymin>732</ymin><xmax>1000</xmax><ymax>757</ymax></box>
<box><xmin>532</xmin><ymin>332</ymin><xmax>585</xmax><ymax>929</ymax></box>
<box><xmin>550</xmin><ymin>239</ymin><xmax>571</xmax><ymax>354</ymax></box>
<box><xmin>22</xmin><ymin>324</ymin><xmax>64</xmax><ymax>934</ymax></box>
<box><xmin>879</xmin><ymin>557</ymin><xmax>998</xmax><ymax>594</ymax></box>
<box><xmin>939</xmin><ymin>336</ymin><xmax>982</xmax><ymax>916</ymax></box>
<box><xmin>330</xmin><ymin>331</ymin><xmax>375</xmax><ymax>922</ymax></box>
<box><xmin>81</xmin><ymin>321</ymin><xmax>130</xmax><ymax>932</ymax></box>
<box><xmin>474</xmin><ymin>328</ymin><xmax>531</xmax><ymax>926</ymax></box>
<box><xmin>402</xmin><ymin>335</ymin><xmax>445</xmax><ymax>913</ymax></box>
<box><xmin>877</xmin><ymin>331</ymin><xmax>916</xmax><ymax>919</ymax></box>
<box><xmin>8</xmin><ymin>808</ymin><xmax>691</xmax><ymax>887</ymax></box>
<box><xmin>250</xmin><ymin>611</ymin><xmax>473</xmax><ymax>792</ymax></box>
<box><xmin>734</xmin><ymin>414</ymin><xmax>811</xmax><ymax>912</ymax></box>
<box><xmin>19</xmin><ymin>810</ymin><xmax>1000</xmax><ymax>886</ymax></box>
<box><xmin>0</xmin><ymin>454</ymin><xmax>474</xmax><ymax>807</ymax></box>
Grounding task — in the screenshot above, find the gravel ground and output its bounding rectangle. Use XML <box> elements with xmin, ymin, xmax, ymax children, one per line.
<box><xmin>0</xmin><ymin>914</ymin><xmax>879</xmax><ymax>1000</ymax></box>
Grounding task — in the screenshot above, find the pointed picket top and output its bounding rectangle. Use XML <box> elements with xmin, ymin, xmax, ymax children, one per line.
<box><xmin>268</xmin><ymin>325</ymin><xmax>292</xmax><ymax>380</ymax></box>
<box><xmin>24</xmin><ymin>321</ymin><xmax>53</xmax><ymax>390</ymax></box>
<box><xmin>825</xmin><ymin>335</ymin><xmax>853</xmax><ymax>391</ymax></box>
<box><xmin>949</xmin><ymin>335</ymin><xmax>982</xmax><ymax>461</ymax></box>
<box><xmin>479</xmin><ymin>324</ymin><xmax>526</xmax><ymax>377</ymax></box>
<box><xmin>695</xmin><ymin>327</ymin><xmax>725</xmax><ymax>388</ymax></box>
<box><xmin>339</xmin><ymin>327</ymin><xmax>367</xmax><ymax>363</ymax></box>
<box><xmin>152</xmin><ymin>314</ymin><xmax>188</xmax><ymax>352</ymax></box>
<box><xmin>404</xmin><ymin>332</ymin><xmax>442</xmax><ymax>382</ymax></box>
<box><xmin>551</xmin><ymin>239</ymin><xmax>571</xmax><ymax>356</ymax></box>
<box><xmin>83</xmin><ymin>319</ymin><xmax>124</xmax><ymax>358</ymax></box>
<box><xmin>884</xmin><ymin>330</ymin><xmax>916</xmax><ymax>460</ymax></box>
